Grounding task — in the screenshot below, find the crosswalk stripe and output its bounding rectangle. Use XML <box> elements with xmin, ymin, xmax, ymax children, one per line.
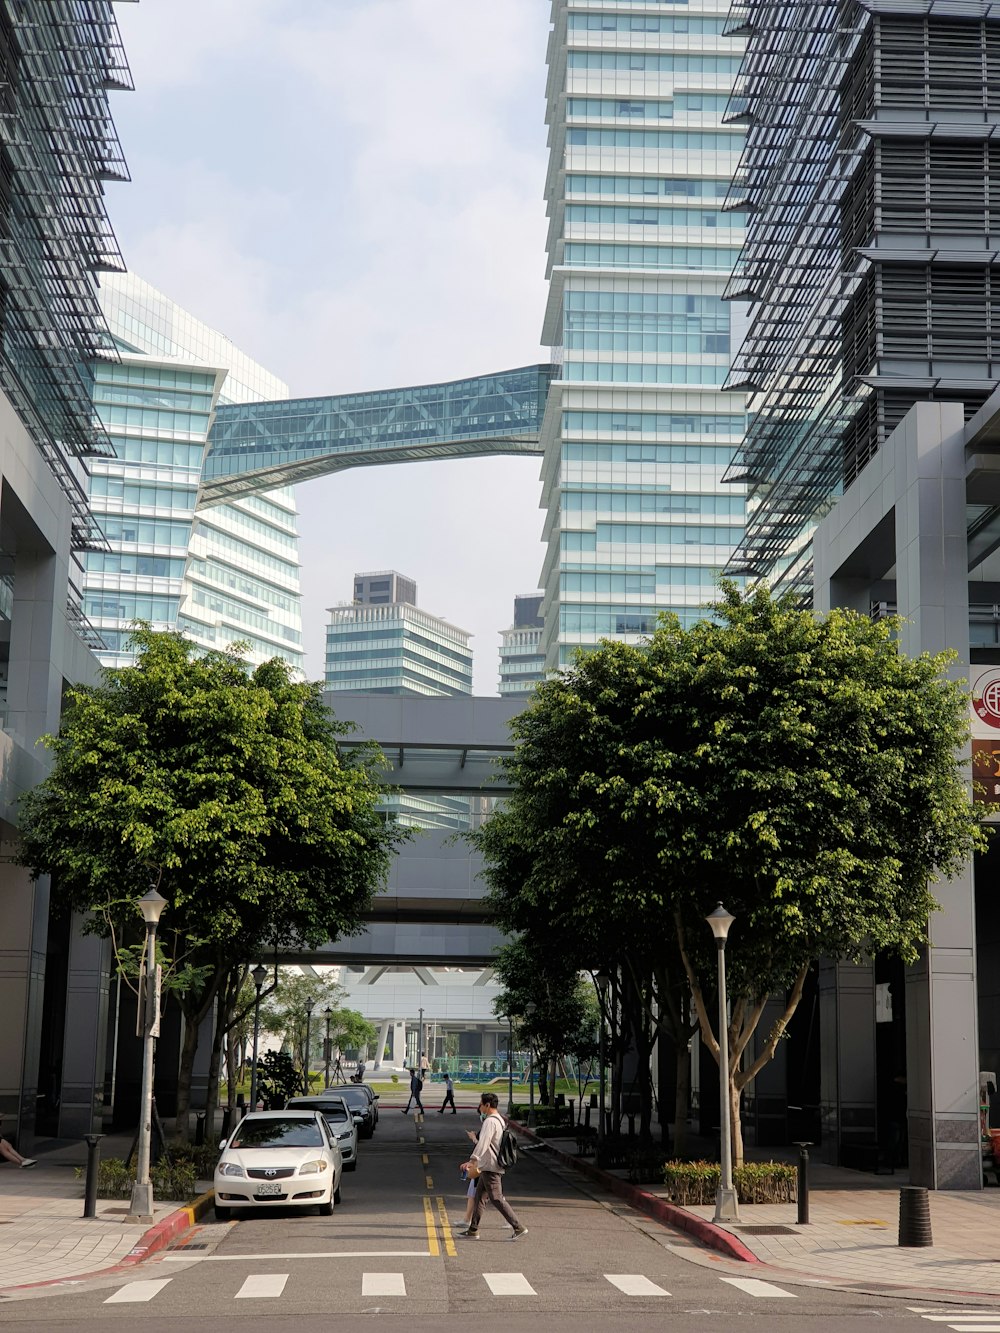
<box><xmin>720</xmin><ymin>1276</ymin><xmax>797</xmax><ymax>1299</ymax></box>
<box><xmin>605</xmin><ymin>1274</ymin><xmax>670</xmax><ymax>1296</ymax></box>
<box><xmin>235</xmin><ymin>1274</ymin><xmax>288</xmax><ymax>1299</ymax></box>
<box><xmin>362</xmin><ymin>1273</ymin><xmax>406</xmax><ymax>1296</ymax></box>
<box><xmin>104</xmin><ymin>1280</ymin><xmax>172</xmax><ymax>1304</ymax></box>
<box><xmin>933</xmin><ymin>1326</ymin><xmax>1000</xmax><ymax>1332</ymax></box>
<box><xmin>484</xmin><ymin>1272</ymin><xmax>536</xmax><ymax>1296</ymax></box>
<box><xmin>918</xmin><ymin>1318</ymin><xmax>1000</xmax><ymax>1324</ymax></box>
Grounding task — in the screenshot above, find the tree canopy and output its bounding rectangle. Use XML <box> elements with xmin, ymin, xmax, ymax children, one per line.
<box><xmin>472</xmin><ymin>584</ymin><xmax>989</xmax><ymax>1157</ymax></box>
<box><xmin>17</xmin><ymin>626</ymin><xmax>403</xmax><ymax>1134</ymax></box>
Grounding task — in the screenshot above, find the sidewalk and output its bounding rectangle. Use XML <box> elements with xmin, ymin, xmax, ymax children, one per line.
<box><xmin>0</xmin><ymin>1134</ymin><xmax>189</xmax><ymax>1294</ymax></box>
<box><xmin>532</xmin><ymin>1130</ymin><xmax>1000</xmax><ymax>1299</ymax></box>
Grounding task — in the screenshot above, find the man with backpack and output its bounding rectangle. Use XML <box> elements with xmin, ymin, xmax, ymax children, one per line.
<box><xmin>459</xmin><ymin>1091</ymin><xmax>526</xmax><ymax>1241</ymax></box>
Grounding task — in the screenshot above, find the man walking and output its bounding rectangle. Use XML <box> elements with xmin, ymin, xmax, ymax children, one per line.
<box><xmin>402</xmin><ymin>1066</ymin><xmax>424</xmax><ymax>1115</ymax></box>
<box><xmin>439</xmin><ymin>1070</ymin><xmax>456</xmax><ymax>1114</ymax></box>
<box><xmin>459</xmin><ymin>1092</ymin><xmax>526</xmax><ymax>1241</ymax></box>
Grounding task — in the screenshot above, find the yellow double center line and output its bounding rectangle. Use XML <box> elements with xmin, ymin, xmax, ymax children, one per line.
<box><xmin>415</xmin><ymin>1112</ymin><xmax>456</xmax><ymax>1257</ymax></box>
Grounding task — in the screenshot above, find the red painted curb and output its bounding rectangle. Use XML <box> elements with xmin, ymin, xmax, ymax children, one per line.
<box><xmin>509</xmin><ymin>1120</ymin><xmax>758</xmax><ymax>1265</ymax></box>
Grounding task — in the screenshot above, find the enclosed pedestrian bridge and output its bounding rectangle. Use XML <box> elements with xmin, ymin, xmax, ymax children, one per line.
<box><xmin>298</xmin><ymin>694</ymin><xmax>522</xmax><ymax>967</ymax></box>
<box><xmin>199</xmin><ymin>364</ymin><xmax>555</xmax><ymax>504</ymax></box>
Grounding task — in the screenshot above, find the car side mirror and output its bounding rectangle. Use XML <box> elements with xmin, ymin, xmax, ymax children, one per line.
<box><xmin>353</xmin><ymin>1115</ymin><xmax>364</xmax><ymax>1124</ymax></box>
<box><xmin>372</xmin><ymin>1094</ymin><xmax>379</xmax><ymax>1100</ymax></box>
<box><xmin>218</xmin><ymin>1139</ymin><xmax>227</xmax><ymax>1150</ymax></box>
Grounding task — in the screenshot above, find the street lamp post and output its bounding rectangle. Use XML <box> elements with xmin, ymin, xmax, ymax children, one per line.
<box><xmin>304</xmin><ymin>996</ymin><xmax>315</xmax><ymax>1094</ymax></box>
<box><xmin>125</xmin><ymin>886</ymin><xmax>167</xmax><ymax>1223</ymax></box>
<box><xmin>707</xmin><ymin>902</ymin><xmax>740</xmax><ymax>1223</ymax></box>
<box><xmin>248</xmin><ymin>964</ymin><xmax>268</xmax><ymax>1114</ymax></box>
<box><xmin>506</xmin><ymin>1014</ymin><xmax>514</xmax><ymax>1115</ymax></box>
<box><xmin>595</xmin><ymin>971</ymin><xmax>611</xmax><ymax>1151</ymax></box>
<box><xmin>324</xmin><ymin>1006</ymin><xmax>333</xmax><ymax>1089</ymax></box>
<box><xmin>525</xmin><ymin>1002</ymin><xmax>537</xmax><ymax>1128</ymax></box>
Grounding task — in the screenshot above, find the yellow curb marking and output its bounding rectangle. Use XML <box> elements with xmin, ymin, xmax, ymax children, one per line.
<box><xmin>422</xmin><ymin>1195</ymin><xmax>440</xmax><ymax>1256</ymax></box>
<box><xmin>181</xmin><ymin>1188</ymin><xmax>216</xmax><ymax>1227</ymax></box>
<box><xmin>435</xmin><ymin>1196</ymin><xmax>457</xmax><ymax>1257</ymax></box>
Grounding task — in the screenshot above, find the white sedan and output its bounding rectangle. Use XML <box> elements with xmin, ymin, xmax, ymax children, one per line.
<box><xmin>213</xmin><ymin>1110</ymin><xmax>343</xmax><ymax>1221</ymax></box>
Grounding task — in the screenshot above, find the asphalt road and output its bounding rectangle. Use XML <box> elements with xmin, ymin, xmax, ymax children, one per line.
<box><xmin>2</xmin><ymin>1109</ymin><xmax>998</xmax><ymax>1332</ymax></box>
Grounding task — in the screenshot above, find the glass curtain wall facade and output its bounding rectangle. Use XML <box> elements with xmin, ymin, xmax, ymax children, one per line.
<box><xmin>498</xmin><ymin>593</ymin><xmax>546</xmax><ymax>697</ymax></box>
<box><xmin>540</xmin><ymin>0</ymin><xmax>748</xmax><ymax>670</ymax></box>
<box><xmin>85</xmin><ymin>274</ymin><xmax>303</xmax><ymax>670</ymax></box>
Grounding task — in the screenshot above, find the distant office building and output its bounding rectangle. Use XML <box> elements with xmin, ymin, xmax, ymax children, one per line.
<box><xmin>85</xmin><ymin>274</ymin><xmax>304</xmax><ymax>671</ymax></box>
<box><xmin>539</xmin><ymin>0</ymin><xmax>748</xmax><ymax>670</ymax></box>
<box><xmin>325</xmin><ymin>572</ymin><xmax>472</xmax><ymax>696</ymax></box>
<box><xmin>499</xmin><ymin>593</ymin><xmax>545</xmax><ymax>698</ymax></box>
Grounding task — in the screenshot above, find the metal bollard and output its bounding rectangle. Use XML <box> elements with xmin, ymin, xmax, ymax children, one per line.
<box><xmin>793</xmin><ymin>1141</ymin><xmax>812</xmax><ymax>1225</ymax></box>
<box><xmin>195</xmin><ymin>1111</ymin><xmax>206</xmax><ymax>1146</ymax></box>
<box><xmin>83</xmin><ymin>1133</ymin><xmax>104</xmax><ymax>1219</ymax></box>
<box><xmin>898</xmin><ymin>1185</ymin><xmax>933</xmax><ymax>1247</ymax></box>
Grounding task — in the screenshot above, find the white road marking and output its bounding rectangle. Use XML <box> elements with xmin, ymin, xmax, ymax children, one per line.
<box><xmin>605</xmin><ymin>1274</ymin><xmax>670</xmax><ymax>1296</ymax></box>
<box><xmin>917</xmin><ymin>1318</ymin><xmax>1000</xmax><ymax>1324</ymax></box>
<box><xmin>235</xmin><ymin>1274</ymin><xmax>288</xmax><ymax>1299</ymax></box>
<box><xmin>484</xmin><ymin>1272</ymin><xmax>537</xmax><ymax>1296</ymax></box>
<box><xmin>362</xmin><ymin>1272</ymin><xmax>406</xmax><ymax>1296</ymax></box>
<box><xmin>104</xmin><ymin>1280</ymin><xmax>172</xmax><ymax>1304</ymax></box>
<box><xmin>720</xmin><ymin>1276</ymin><xmax>797</xmax><ymax>1299</ymax></box>
<box><xmin>933</xmin><ymin>1327</ymin><xmax>1000</xmax><ymax>1332</ymax></box>
<box><xmin>162</xmin><ymin>1249</ymin><xmax>430</xmax><ymax>1262</ymax></box>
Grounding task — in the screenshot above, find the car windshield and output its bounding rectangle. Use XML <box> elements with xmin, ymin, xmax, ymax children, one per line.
<box><xmin>337</xmin><ymin>1089</ymin><xmax>368</xmax><ymax>1110</ymax></box>
<box><xmin>231</xmin><ymin>1117</ymin><xmax>324</xmax><ymax>1149</ymax></box>
<box><xmin>289</xmin><ymin>1099</ymin><xmax>349</xmax><ymax>1124</ymax></box>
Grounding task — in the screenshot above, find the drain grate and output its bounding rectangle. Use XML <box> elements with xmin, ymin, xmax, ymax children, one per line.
<box><xmin>174</xmin><ymin>1242</ymin><xmax>209</xmax><ymax>1250</ymax></box>
<box><xmin>736</xmin><ymin>1225</ymin><xmax>798</xmax><ymax>1236</ymax></box>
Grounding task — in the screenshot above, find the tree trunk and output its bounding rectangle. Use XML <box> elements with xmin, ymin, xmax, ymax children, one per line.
<box><xmin>730</xmin><ymin>1076</ymin><xmax>744</xmax><ymax>1170</ymax></box>
<box><xmin>174</xmin><ymin>1006</ymin><xmax>200</xmax><ymax>1143</ymax></box>
<box><xmin>204</xmin><ymin>998</ymin><xmax>223</xmax><ymax>1144</ymax></box>
<box><xmin>538</xmin><ymin>1058</ymin><xmax>549</xmax><ymax>1106</ymax></box>
<box><xmin>673</xmin><ymin>1040</ymin><xmax>690</xmax><ymax>1158</ymax></box>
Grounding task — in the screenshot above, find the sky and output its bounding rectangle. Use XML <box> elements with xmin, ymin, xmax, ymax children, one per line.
<box><xmin>109</xmin><ymin>0</ymin><xmax>553</xmax><ymax>692</ymax></box>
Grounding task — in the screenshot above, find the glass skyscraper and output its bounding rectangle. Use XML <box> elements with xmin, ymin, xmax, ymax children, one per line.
<box><xmin>84</xmin><ymin>274</ymin><xmax>303</xmax><ymax>671</ymax></box>
<box><xmin>541</xmin><ymin>0</ymin><xmax>748</xmax><ymax>669</ymax></box>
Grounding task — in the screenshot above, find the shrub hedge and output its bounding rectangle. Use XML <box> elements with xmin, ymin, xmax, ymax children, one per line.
<box><xmin>75</xmin><ymin>1156</ymin><xmax>198</xmax><ymax>1201</ymax></box>
<box><xmin>662</xmin><ymin>1159</ymin><xmax>797</xmax><ymax>1205</ymax></box>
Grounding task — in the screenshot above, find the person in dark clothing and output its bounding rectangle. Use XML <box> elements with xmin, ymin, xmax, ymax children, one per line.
<box><xmin>402</xmin><ymin>1067</ymin><xmax>425</xmax><ymax>1114</ymax></box>
<box><xmin>439</xmin><ymin>1071</ymin><xmax>457</xmax><ymax>1114</ymax></box>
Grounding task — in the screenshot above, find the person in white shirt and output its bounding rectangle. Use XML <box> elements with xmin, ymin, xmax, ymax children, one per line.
<box><xmin>459</xmin><ymin>1092</ymin><xmax>526</xmax><ymax>1240</ymax></box>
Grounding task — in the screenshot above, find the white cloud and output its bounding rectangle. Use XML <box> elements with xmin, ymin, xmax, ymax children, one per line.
<box><xmin>111</xmin><ymin>0</ymin><xmax>551</xmax><ymax>691</ymax></box>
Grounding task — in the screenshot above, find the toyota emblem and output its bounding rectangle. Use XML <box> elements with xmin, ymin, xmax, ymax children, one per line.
<box><xmin>264</xmin><ymin>1168</ymin><xmax>276</xmax><ymax>1178</ymax></box>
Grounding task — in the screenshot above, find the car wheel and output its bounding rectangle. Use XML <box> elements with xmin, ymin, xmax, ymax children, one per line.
<box><xmin>318</xmin><ymin>1196</ymin><xmax>334</xmax><ymax>1216</ymax></box>
<box><xmin>334</xmin><ymin>1183</ymin><xmax>342</xmax><ymax>1205</ymax></box>
<box><xmin>214</xmin><ymin>1204</ymin><xmax>231</xmax><ymax>1222</ymax></box>
<box><xmin>345</xmin><ymin>1161</ymin><xmax>357</xmax><ymax>1172</ymax></box>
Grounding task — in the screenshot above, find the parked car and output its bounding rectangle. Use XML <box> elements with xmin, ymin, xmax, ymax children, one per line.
<box><xmin>213</xmin><ymin>1110</ymin><xmax>343</xmax><ymax>1221</ymax></box>
<box><xmin>322</xmin><ymin>1083</ymin><xmax>378</xmax><ymax>1137</ymax></box>
<box><xmin>286</xmin><ymin>1095</ymin><xmax>361</xmax><ymax>1170</ymax></box>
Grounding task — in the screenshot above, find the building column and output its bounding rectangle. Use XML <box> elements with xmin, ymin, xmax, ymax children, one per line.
<box><xmin>57</xmin><ymin>917</ymin><xmax>112</xmax><ymax>1137</ymax></box>
<box><xmin>0</xmin><ymin>862</ymin><xmax>49</xmax><ymax>1148</ymax></box>
<box><xmin>373</xmin><ymin>1019</ymin><xmax>391</xmax><ymax>1070</ymax></box>
<box><xmin>818</xmin><ymin>959</ymin><xmax>876</xmax><ymax>1164</ymax></box>
<box><xmin>392</xmin><ymin>1020</ymin><xmax>406</xmax><ymax>1067</ymax></box>
<box><xmin>892</xmin><ymin>405</ymin><xmax>980</xmax><ymax>1189</ymax></box>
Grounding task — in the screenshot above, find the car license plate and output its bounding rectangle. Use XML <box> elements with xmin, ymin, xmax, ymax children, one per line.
<box><xmin>255</xmin><ymin>1182</ymin><xmax>283</xmax><ymax>1196</ymax></box>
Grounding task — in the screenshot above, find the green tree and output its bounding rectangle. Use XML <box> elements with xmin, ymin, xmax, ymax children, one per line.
<box><xmin>16</xmin><ymin>627</ymin><xmax>403</xmax><ymax>1138</ymax></box>
<box><xmin>259</xmin><ymin>969</ymin><xmax>377</xmax><ymax>1083</ymax></box>
<box><xmin>474</xmin><ymin>585</ymin><xmax>989</xmax><ymax>1161</ymax></box>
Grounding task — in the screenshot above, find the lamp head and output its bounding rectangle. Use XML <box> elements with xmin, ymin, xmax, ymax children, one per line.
<box><xmin>324</xmin><ymin>1006</ymin><xmax>332</xmax><ymax>1018</ymax></box>
<box><xmin>251</xmin><ymin>964</ymin><xmax>268</xmax><ymax>990</ymax></box>
<box><xmin>525</xmin><ymin>1001</ymin><xmax>537</xmax><ymax>1018</ymax></box>
<box><xmin>706</xmin><ymin>902</ymin><xmax>736</xmax><ymax>942</ymax></box>
<box><xmin>306</xmin><ymin>996</ymin><xmax>315</xmax><ymax>1014</ymax></box>
<box><xmin>137</xmin><ymin>887</ymin><xmax>167</xmax><ymax>926</ymax></box>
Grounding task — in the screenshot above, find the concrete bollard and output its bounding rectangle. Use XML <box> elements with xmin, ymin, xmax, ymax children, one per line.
<box><xmin>898</xmin><ymin>1185</ymin><xmax>933</xmax><ymax>1247</ymax></box>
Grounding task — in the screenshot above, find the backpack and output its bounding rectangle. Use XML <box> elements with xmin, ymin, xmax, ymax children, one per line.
<box><xmin>497</xmin><ymin>1123</ymin><xmax>518</xmax><ymax>1169</ymax></box>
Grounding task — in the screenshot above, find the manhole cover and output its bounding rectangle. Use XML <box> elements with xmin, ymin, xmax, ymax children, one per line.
<box><xmin>736</xmin><ymin>1225</ymin><xmax>798</xmax><ymax>1235</ymax></box>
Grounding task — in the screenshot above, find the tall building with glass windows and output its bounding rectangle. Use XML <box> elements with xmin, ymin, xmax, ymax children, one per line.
<box><xmin>540</xmin><ymin>0</ymin><xmax>748</xmax><ymax>669</ymax></box>
<box><xmin>498</xmin><ymin>593</ymin><xmax>546</xmax><ymax>697</ymax></box>
<box><xmin>84</xmin><ymin>274</ymin><xmax>303</xmax><ymax>671</ymax></box>
<box><xmin>325</xmin><ymin>571</ymin><xmax>473</xmax><ymax>697</ymax></box>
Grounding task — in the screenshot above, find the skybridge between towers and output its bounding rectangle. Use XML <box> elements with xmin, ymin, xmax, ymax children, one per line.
<box><xmin>199</xmin><ymin>363</ymin><xmax>555</xmax><ymax>504</ymax></box>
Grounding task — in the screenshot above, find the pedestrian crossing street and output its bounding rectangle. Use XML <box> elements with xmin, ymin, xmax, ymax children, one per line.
<box><xmin>102</xmin><ymin>1272</ymin><xmax>799</xmax><ymax>1303</ymax></box>
<box><xmin>910</xmin><ymin>1310</ymin><xmax>1000</xmax><ymax>1332</ymax></box>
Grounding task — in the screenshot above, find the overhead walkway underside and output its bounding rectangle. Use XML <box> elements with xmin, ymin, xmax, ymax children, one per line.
<box><xmin>199</xmin><ymin>364</ymin><xmax>554</xmax><ymax>505</ymax></box>
<box><xmin>285</xmin><ymin>695</ymin><xmax>522</xmax><ymax>967</ymax></box>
